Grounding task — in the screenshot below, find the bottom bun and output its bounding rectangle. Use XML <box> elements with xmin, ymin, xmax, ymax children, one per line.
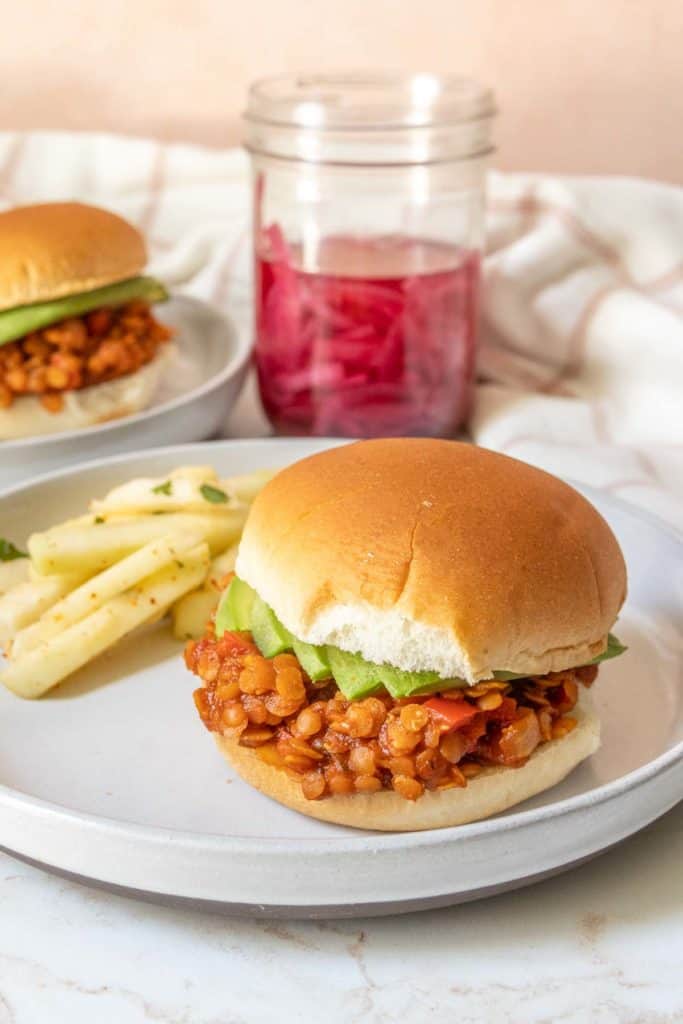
<box><xmin>214</xmin><ymin>692</ymin><xmax>600</xmax><ymax>832</ymax></box>
<box><xmin>0</xmin><ymin>345</ymin><xmax>171</xmax><ymax>440</ymax></box>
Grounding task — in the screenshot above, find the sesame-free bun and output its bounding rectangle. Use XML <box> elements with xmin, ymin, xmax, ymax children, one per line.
<box><xmin>0</xmin><ymin>202</ymin><xmax>146</xmax><ymax>311</ymax></box>
<box><xmin>236</xmin><ymin>439</ymin><xmax>627</xmax><ymax>683</ymax></box>
<box><xmin>216</xmin><ymin>691</ymin><xmax>600</xmax><ymax>831</ymax></box>
<box><xmin>0</xmin><ymin>346</ymin><xmax>170</xmax><ymax>440</ymax></box>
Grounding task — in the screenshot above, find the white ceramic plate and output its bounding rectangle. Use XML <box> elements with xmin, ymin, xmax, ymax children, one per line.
<box><xmin>0</xmin><ymin>298</ymin><xmax>251</xmax><ymax>488</ymax></box>
<box><xmin>0</xmin><ymin>439</ymin><xmax>680</xmax><ymax>918</ymax></box>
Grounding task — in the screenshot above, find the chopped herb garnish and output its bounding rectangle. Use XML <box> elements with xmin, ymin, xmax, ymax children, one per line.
<box><xmin>200</xmin><ymin>483</ymin><xmax>228</xmax><ymax>504</ymax></box>
<box><xmin>0</xmin><ymin>538</ymin><xmax>28</xmax><ymax>561</ymax></box>
<box><xmin>152</xmin><ymin>480</ymin><xmax>173</xmax><ymax>496</ymax></box>
<box><xmin>94</xmin><ymin>516</ymin><xmax>105</xmax><ymax>524</ymax></box>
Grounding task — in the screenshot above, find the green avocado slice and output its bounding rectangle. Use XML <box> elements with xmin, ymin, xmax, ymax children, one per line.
<box><xmin>327</xmin><ymin>631</ymin><xmax>626</xmax><ymax>700</ymax></box>
<box><xmin>214</xmin><ymin>578</ymin><xmax>331</xmax><ymax>680</ymax></box>
<box><xmin>212</xmin><ymin>576</ymin><xmax>627</xmax><ymax>698</ymax></box>
<box><xmin>325</xmin><ymin>647</ymin><xmax>384</xmax><ymax>700</ymax></box>
<box><xmin>215</xmin><ymin>576</ymin><xmax>257</xmax><ymax>636</ymax></box>
<box><xmin>0</xmin><ymin>275</ymin><xmax>169</xmax><ymax>346</ymax></box>
<box><xmin>250</xmin><ymin>595</ymin><xmax>293</xmax><ymax>658</ymax></box>
<box><xmin>592</xmin><ymin>633</ymin><xmax>627</xmax><ymax>663</ymax></box>
<box><xmin>291</xmin><ymin>639</ymin><xmax>332</xmax><ymax>682</ymax></box>
<box><xmin>376</xmin><ymin>662</ymin><xmax>469</xmax><ymax>698</ymax></box>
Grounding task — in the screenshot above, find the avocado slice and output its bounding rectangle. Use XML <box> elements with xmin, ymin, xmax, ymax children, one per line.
<box><xmin>215</xmin><ymin>576</ymin><xmax>257</xmax><ymax>636</ymax></box>
<box><xmin>214</xmin><ymin>581</ymin><xmax>628</xmax><ymax>697</ymax></box>
<box><xmin>592</xmin><ymin>632</ymin><xmax>627</xmax><ymax>664</ymax></box>
<box><xmin>291</xmin><ymin>639</ymin><xmax>332</xmax><ymax>682</ymax></box>
<box><xmin>375</xmin><ymin>662</ymin><xmax>468</xmax><ymax>698</ymax></box>
<box><xmin>215</xmin><ymin>577</ymin><xmax>330</xmax><ymax>678</ymax></box>
<box><xmin>376</xmin><ymin>662</ymin><xmax>440</xmax><ymax>698</ymax></box>
<box><xmin>325</xmin><ymin>647</ymin><xmax>384</xmax><ymax>700</ymax></box>
<box><xmin>0</xmin><ymin>275</ymin><xmax>169</xmax><ymax>347</ymax></box>
<box><xmin>251</xmin><ymin>594</ymin><xmax>293</xmax><ymax>658</ymax></box>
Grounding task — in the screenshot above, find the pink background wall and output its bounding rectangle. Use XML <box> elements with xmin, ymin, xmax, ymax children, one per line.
<box><xmin>2</xmin><ymin>0</ymin><xmax>681</xmax><ymax>182</ymax></box>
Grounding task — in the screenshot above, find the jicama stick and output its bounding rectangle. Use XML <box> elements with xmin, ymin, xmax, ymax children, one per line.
<box><xmin>203</xmin><ymin>544</ymin><xmax>239</xmax><ymax>592</ymax></box>
<box><xmin>171</xmin><ymin>589</ymin><xmax>222</xmax><ymax>642</ymax></box>
<box><xmin>29</xmin><ymin>510</ymin><xmax>246</xmax><ymax>576</ymax></box>
<box><xmin>90</xmin><ymin>477</ymin><xmax>244</xmax><ymax>517</ymax></box>
<box><xmin>171</xmin><ymin>543</ymin><xmax>238</xmax><ymax>640</ymax></box>
<box><xmin>0</xmin><ymin>572</ymin><xmax>85</xmax><ymax>645</ymax></box>
<box><xmin>219</xmin><ymin>469</ymin><xmax>274</xmax><ymax>504</ymax></box>
<box><xmin>11</xmin><ymin>530</ymin><xmax>202</xmax><ymax>659</ymax></box>
<box><xmin>170</xmin><ymin>466</ymin><xmax>220</xmax><ymax>484</ymax></box>
<box><xmin>90</xmin><ymin>468</ymin><xmax>273</xmax><ymax>517</ymax></box>
<box><xmin>0</xmin><ymin>559</ymin><xmax>29</xmax><ymax>595</ymax></box>
<box><xmin>0</xmin><ymin>545</ymin><xmax>209</xmax><ymax>699</ymax></box>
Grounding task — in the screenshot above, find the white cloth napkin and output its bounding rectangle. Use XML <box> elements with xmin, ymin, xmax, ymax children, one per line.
<box><xmin>1</xmin><ymin>132</ymin><xmax>681</xmax><ymax>528</ymax></box>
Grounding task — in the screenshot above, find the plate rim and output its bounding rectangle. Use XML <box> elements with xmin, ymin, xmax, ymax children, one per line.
<box><xmin>0</xmin><ymin>720</ymin><xmax>679</xmax><ymax>856</ymax></box>
<box><xmin>0</xmin><ymin>436</ymin><xmax>681</xmax><ymax>855</ymax></box>
<box><xmin>0</xmin><ymin>296</ymin><xmax>251</xmax><ymax>452</ymax></box>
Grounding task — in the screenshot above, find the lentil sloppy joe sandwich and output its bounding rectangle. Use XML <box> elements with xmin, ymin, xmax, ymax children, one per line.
<box><xmin>0</xmin><ymin>202</ymin><xmax>172</xmax><ymax>439</ymax></box>
<box><xmin>186</xmin><ymin>439</ymin><xmax>628</xmax><ymax>831</ymax></box>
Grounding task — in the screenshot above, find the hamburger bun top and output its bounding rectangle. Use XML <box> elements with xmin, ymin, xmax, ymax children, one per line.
<box><xmin>235</xmin><ymin>439</ymin><xmax>627</xmax><ymax>683</ymax></box>
<box><xmin>0</xmin><ymin>202</ymin><xmax>147</xmax><ymax>311</ymax></box>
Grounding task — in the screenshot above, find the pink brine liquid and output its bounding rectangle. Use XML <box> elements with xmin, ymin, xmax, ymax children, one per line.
<box><xmin>255</xmin><ymin>229</ymin><xmax>480</xmax><ymax>437</ymax></box>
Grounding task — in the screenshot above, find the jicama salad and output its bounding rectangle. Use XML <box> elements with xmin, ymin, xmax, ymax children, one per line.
<box><xmin>0</xmin><ymin>466</ymin><xmax>273</xmax><ymax>698</ymax></box>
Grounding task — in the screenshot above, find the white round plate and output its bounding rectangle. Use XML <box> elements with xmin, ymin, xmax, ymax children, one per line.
<box><xmin>0</xmin><ymin>298</ymin><xmax>250</xmax><ymax>488</ymax></box>
<box><xmin>0</xmin><ymin>439</ymin><xmax>680</xmax><ymax>918</ymax></box>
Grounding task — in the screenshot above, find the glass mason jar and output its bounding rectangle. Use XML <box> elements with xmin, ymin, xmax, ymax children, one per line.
<box><xmin>244</xmin><ymin>72</ymin><xmax>496</xmax><ymax>437</ymax></box>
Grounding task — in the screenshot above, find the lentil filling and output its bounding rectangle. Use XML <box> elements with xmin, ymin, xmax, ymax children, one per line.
<box><xmin>0</xmin><ymin>301</ymin><xmax>172</xmax><ymax>412</ymax></box>
<box><xmin>186</xmin><ymin>625</ymin><xmax>598</xmax><ymax>802</ymax></box>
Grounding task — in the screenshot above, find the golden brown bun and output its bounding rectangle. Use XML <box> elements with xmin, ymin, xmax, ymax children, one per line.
<box><xmin>0</xmin><ymin>202</ymin><xmax>146</xmax><ymax>310</ymax></box>
<box><xmin>0</xmin><ymin>346</ymin><xmax>170</xmax><ymax>440</ymax></box>
<box><xmin>215</xmin><ymin>692</ymin><xmax>600</xmax><ymax>831</ymax></box>
<box><xmin>236</xmin><ymin>439</ymin><xmax>627</xmax><ymax>682</ymax></box>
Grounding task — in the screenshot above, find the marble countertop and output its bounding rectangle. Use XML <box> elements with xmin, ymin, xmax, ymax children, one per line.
<box><xmin>0</xmin><ymin>802</ymin><xmax>681</xmax><ymax>1023</ymax></box>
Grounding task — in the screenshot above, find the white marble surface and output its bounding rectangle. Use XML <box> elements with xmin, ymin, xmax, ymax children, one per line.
<box><xmin>0</xmin><ymin>803</ymin><xmax>680</xmax><ymax>1023</ymax></box>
